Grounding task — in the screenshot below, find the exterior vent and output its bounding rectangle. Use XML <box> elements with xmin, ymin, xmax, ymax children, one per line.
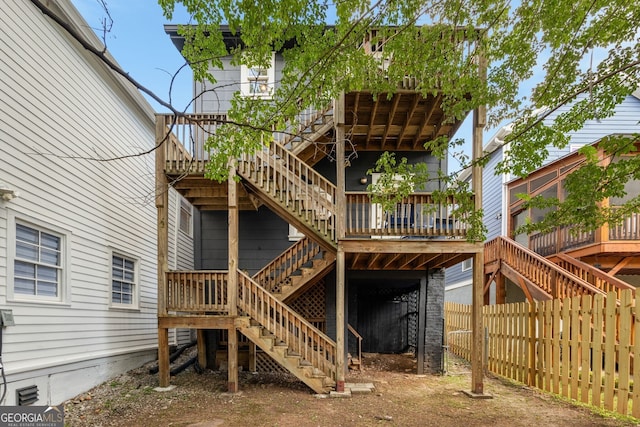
<box><xmin>16</xmin><ymin>385</ymin><xmax>38</xmax><ymax>406</ymax></box>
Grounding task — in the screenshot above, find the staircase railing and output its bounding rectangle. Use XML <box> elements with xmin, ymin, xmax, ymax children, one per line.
<box><xmin>166</xmin><ymin>271</ymin><xmax>229</xmax><ymax>313</ymax></box>
<box><xmin>237</xmin><ymin>137</ymin><xmax>337</xmax><ymax>243</ymax></box>
<box><xmin>485</xmin><ymin>237</ymin><xmax>604</xmax><ymax>300</ymax></box>
<box><xmin>276</xmin><ymin>105</ymin><xmax>333</xmax><ymax>150</ymax></box>
<box><xmin>252</xmin><ymin>237</ymin><xmax>323</xmax><ymax>293</ymax></box>
<box><xmin>553</xmin><ymin>253</ymin><xmax>635</xmax><ymax>300</ymax></box>
<box><xmin>237</xmin><ymin>271</ymin><xmax>337</xmax><ymax>381</ymax></box>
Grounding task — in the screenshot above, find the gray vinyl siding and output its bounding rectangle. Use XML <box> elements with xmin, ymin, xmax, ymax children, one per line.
<box><xmin>199</xmin><ymin>207</ymin><xmax>292</xmax><ymax>274</ymax></box>
<box><xmin>545</xmin><ymin>95</ymin><xmax>640</xmax><ymax>161</ymax></box>
<box><xmin>195</xmin><ymin>53</ymin><xmax>285</xmax><ymax>114</ymax></box>
<box><xmin>0</xmin><ymin>0</ymin><xmax>157</xmax><ymax>404</ymax></box>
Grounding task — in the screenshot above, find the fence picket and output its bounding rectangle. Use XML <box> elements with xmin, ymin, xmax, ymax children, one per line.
<box><xmin>617</xmin><ymin>291</ymin><xmax>632</xmax><ymax>414</ymax></box>
<box><xmin>592</xmin><ymin>294</ymin><xmax>604</xmax><ymax>408</ymax></box>
<box><xmin>443</xmin><ymin>289</ymin><xmax>638</xmax><ymax>419</ymax></box>
<box><xmin>580</xmin><ymin>295</ymin><xmax>592</xmax><ymax>404</ymax></box>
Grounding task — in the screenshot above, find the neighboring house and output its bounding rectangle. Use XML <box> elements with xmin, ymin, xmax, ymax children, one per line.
<box><xmin>158</xmin><ymin>26</ymin><xmax>486</xmax><ymax>393</ymax></box>
<box><xmin>0</xmin><ymin>0</ymin><xmax>192</xmax><ymax>405</ymax></box>
<box><xmin>445</xmin><ymin>93</ymin><xmax>640</xmax><ymax>304</ymax></box>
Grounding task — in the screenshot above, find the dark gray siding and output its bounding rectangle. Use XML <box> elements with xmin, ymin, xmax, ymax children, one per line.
<box><xmin>198</xmin><ymin>206</ymin><xmax>292</xmax><ymax>274</ymax></box>
<box><xmin>314</xmin><ymin>151</ymin><xmax>445</xmax><ymax>192</ymax></box>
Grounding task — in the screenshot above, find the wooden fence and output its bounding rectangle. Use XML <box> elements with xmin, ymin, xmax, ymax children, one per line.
<box><xmin>445</xmin><ymin>289</ymin><xmax>640</xmax><ymax>418</ymax></box>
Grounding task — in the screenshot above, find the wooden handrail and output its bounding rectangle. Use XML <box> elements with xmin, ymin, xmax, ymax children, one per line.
<box><xmin>166</xmin><ymin>271</ymin><xmax>230</xmax><ymax>313</ymax></box>
<box><xmin>276</xmin><ymin>105</ymin><xmax>333</xmax><ymax>150</ymax></box>
<box><xmin>237</xmin><ymin>271</ymin><xmax>337</xmax><ymax>381</ymax></box>
<box><xmin>252</xmin><ymin>237</ymin><xmax>323</xmax><ymax>293</ymax></box>
<box><xmin>485</xmin><ymin>237</ymin><xmax>604</xmax><ymax>300</ymax></box>
<box><xmin>554</xmin><ymin>253</ymin><xmax>635</xmax><ymax>300</ymax></box>
<box><xmin>347</xmin><ymin>323</ymin><xmax>363</xmax><ymax>371</ymax></box>
<box><xmin>345</xmin><ymin>192</ymin><xmax>469</xmax><ymax>238</ymax></box>
<box><xmin>237</xmin><ymin>137</ymin><xmax>337</xmax><ymax>242</ymax></box>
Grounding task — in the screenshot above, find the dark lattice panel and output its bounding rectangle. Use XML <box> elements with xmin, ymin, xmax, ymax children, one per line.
<box><xmin>256</xmin><ymin>351</ymin><xmax>288</xmax><ymax>373</ymax></box>
<box><xmin>288</xmin><ymin>280</ymin><xmax>326</xmax><ymax>330</ymax></box>
<box><xmin>407</xmin><ymin>289</ymin><xmax>418</xmax><ymax>355</ymax></box>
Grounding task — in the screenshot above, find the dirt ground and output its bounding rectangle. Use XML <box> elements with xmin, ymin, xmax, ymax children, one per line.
<box><xmin>64</xmin><ymin>351</ymin><xmax>639</xmax><ymax>427</ymax></box>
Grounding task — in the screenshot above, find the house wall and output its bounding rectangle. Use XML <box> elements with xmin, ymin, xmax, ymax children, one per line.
<box><xmin>194</xmin><ymin>54</ymin><xmax>286</xmax><ymax>114</ymax></box>
<box><xmin>168</xmin><ymin>189</ymin><xmax>195</xmax><ymax>345</ymax></box>
<box><xmin>198</xmin><ymin>207</ymin><xmax>292</xmax><ymax>274</ymax></box>
<box><xmin>0</xmin><ymin>0</ymin><xmax>158</xmax><ymax>405</ymax></box>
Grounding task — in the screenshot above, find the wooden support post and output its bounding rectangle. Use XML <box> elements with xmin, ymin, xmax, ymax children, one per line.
<box><xmin>249</xmin><ymin>342</ymin><xmax>257</xmax><ymax>373</ymax></box>
<box><xmin>155</xmin><ymin>115</ymin><xmax>170</xmax><ymax>387</ymax></box>
<box><xmin>470</xmin><ymin>49</ymin><xmax>487</xmax><ymax>396</ymax></box>
<box><xmin>197</xmin><ymin>329</ymin><xmax>207</xmax><ymax>369</ymax></box>
<box><xmin>227</xmin><ymin>328</ymin><xmax>239</xmax><ymax>393</ymax></box>
<box><xmin>495</xmin><ymin>273</ymin><xmax>506</xmax><ymax>304</ymax></box>
<box><xmin>334</xmin><ymin>93</ymin><xmax>347</xmax><ymax>392</ymax></box>
<box><xmin>158</xmin><ymin>327</ymin><xmax>170</xmax><ymax>387</ymax></box>
<box><xmin>228</xmin><ymin>164</ymin><xmax>238</xmax><ymax>316</ymax></box>
<box><xmin>336</xmin><ymin>247</ymin><xmax>346</xmax><ymax>392</ymax></box>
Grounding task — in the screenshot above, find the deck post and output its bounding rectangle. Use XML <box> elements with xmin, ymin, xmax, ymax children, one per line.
<box><xmin>335</xmin><ymin>93</ymin><xmax>347</xmax><ymax>391</ymax></box>
<box><xmin>228</xmin><ymin>163</ymin><xmax>238</xmax><ymax>317</ymax></box>
<box><xmin>228</xmin><ymin>161</ymin><xmax>239</xmax><ymax>392</ymax></box>
<box><xmin>227</xmin><ymin>328</ymin><xmax>239</xmax><ymax>392</ymax></box>
<box><xmin>471</xmin><ymin>47</ymin><xmax>487</xmax><ymax>395</ymax></box>
<box><xmin>197</xmin><ymin>329</ymin><xmax>207</xmax><ymax>368</ymax></box>
<box><xmin>155</xmin><ymin>115</ymin><xmax>170</xmax><ymax>387</ymax></box>
<box><xmin>470</xmin><ymin>49</ymin><xmax>487</xmax><ymax>396</ymax></box>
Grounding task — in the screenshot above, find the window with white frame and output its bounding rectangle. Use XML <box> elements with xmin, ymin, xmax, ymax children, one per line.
<box><xmin>179</xmin><ymin>197</ymin><xmax>193</xmax><ymax>236</ymax></box>
<box><xmin>461</xmin><ymin>258</ymin><xmax>472</xmax><ymax>271</ymax></box>
<box><xmin>13</xmin><ymin>222</ymin><xmax>63</xmax><ymax>298</ymax></box>
<box><xmin>240</xmin><ymin>52</ymin><xmax>275</xmax><ymax>98</ymax></box>
<box><xmin>111</xmin><ymin>253</ymin><xmax>137</xmax><ymax>307</ymax></box>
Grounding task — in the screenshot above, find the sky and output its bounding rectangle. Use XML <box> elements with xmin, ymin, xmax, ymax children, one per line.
<box><xmin>71</xmin><ymin>0</ymin><xmax>194</xmax><ymax>113</ymax></box>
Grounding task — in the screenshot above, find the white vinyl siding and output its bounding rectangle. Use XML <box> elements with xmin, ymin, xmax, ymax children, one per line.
<box><xmin>0</xmin><ymin>0</ymin><xmax>159</xmax><ymax>404</ymax></box>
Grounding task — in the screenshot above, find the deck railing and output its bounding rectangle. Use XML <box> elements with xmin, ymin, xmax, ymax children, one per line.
<box><xmin>252</xmin><ymin>237</ymin><xmax>323</xmax><ymax>293</ymax></box>
<box><xmin>275</xmin><ymin>105</ymin><xmax>333</xmax><ymax>151</ymax></box>
<box><xmin>485</xmin><ymin>237</ymin><xmax>603</xmax><ymax>300</ymax></box>
<box><xmin>345</xmin><ymin>192</ymin><xmax>469</xmax><ymax>239</ymax></box>
<box><xmin>158</xmin><ymin>113</ymin><xmax>227</xmax><ymax>175</ymax></box>
<box><xmin>529</xmin><ymin>209</ymin><xmax>638</xmax><ymax>256</ymax></box>
<box><xmin>237</xmin><ymin>271</ymin><xmax>337</xmax><ymax>381</ymax></box>
<box><xmin>610</xmin><ymin>208</ymin><xmax>640</xmax><ymax>240</ymax></box>
<box><xmin>166</xmin><ymin>271</ymin><xmax>230</xmax><ymax>313</ymax></box>
<box><xmin>553</xmin><ymin>253</ymin><xmax>635</xmax><ymax>300</ymax></box>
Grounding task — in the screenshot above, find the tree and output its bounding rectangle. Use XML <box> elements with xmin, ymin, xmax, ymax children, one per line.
<box><xmin>156</xmin><ymin>0</ymin><xmax>640</xmax><ymax>238</ymax></box>
<box><xmin>37</xmin><ymin>0</ymin><xmax>640</xmax><ymax>238</ymax></box>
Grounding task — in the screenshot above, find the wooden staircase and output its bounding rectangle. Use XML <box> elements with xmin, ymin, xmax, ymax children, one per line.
<box><xmin>253</xmin><ymin>236</ymin><xmax>335</xmax><ymax>302</ymax></box>
<box><xmin>237</xmin><ymin>138</ymin><xmax>338</xmax><ymax>251</ymax></box>
<box><xmin>237</xmin><ymin>271</ymin><xmax>337</xmax><ymax>393</ymax></box>
<box><xmin>276</xmin><ymin>105</ymin><xmax>334</xmax><ymax>166</ymax></box>
<box><xmin>485</xmin><ymin>236</ymin><xmax>634</xmax><ymax>302</ymax></box>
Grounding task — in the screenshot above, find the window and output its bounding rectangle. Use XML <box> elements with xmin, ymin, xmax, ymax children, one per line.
<box><xmin>14</xmin><ymin>223</ymin><xmax>62</xmax><ymax>298</ymax></box>
<box><xmin>240</xmin><ymin>52</ymin><xmax>275</xmax><ymax>98</ymax></box>
<box><xmin>179</xmin><ymin>198</ymin><xmax>193</xmax><ymax>236</ymax></box>
<box><xmin>461</xmin><ymin>258</ymin><xmax>472</xmax><ymax>271</ymax></box>
<box><xmin>111</xmin><ymin>254</ymin><xmax>137</xmax><ymax>307</ymax></box>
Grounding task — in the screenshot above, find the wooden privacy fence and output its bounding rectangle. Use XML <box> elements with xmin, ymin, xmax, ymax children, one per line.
<box><xmin>445</xmin><ymin>290</ymin><xmax>640</xmax><ymax>418</ymax></box>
